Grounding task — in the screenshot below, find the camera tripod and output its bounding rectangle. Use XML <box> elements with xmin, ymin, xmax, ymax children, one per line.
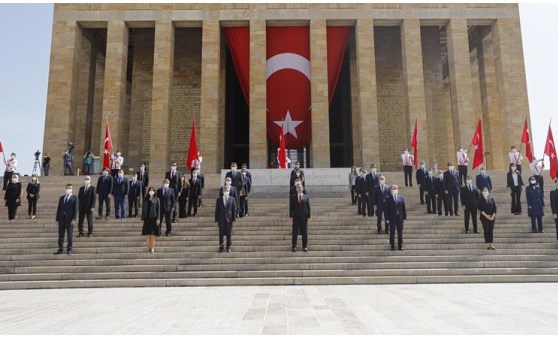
<box><xmin>32</xmin><ymin>159</ymin><xmax>41</xmax><ymax>175</ymax></box>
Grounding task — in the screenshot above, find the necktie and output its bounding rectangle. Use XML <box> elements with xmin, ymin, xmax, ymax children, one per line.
<box><xmin>171</xmin><ymin>171</ymin><xmax>174</xmax><ymax>179</ymax></box>
<box><xmin>224</xmin><ymin>196</ymin><xmax>228</xmax><ymax>207</ymax></box>
<box><xmin>85</xmin><ymin>186</ymin><xmax>88</xmax><ymax>193</ymax></box>
<box><xmin>164</xmin><ymin>188</ymin><xmax>167</xmax><ymax>196</ymax></box>
<box><xmin>469</xmin><ymin>185</ymin><xmax>472</xmax><ymax>192</ymax></box>
<box><xmin>64</xmin><ymin>195</ymin><xmax>69</xmax><ymax>204</ymax></box>
<box><xmin>299</xmin><ymin>194</ymin><xmax>302</xmax><ymax>204</ymax></box>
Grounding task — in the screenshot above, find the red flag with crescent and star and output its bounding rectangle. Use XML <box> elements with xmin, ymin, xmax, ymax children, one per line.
<box><xmin>186</xmin><ymin>121</ymin><xmax>199</xmax><ymax>171</ymax></box>
<box><xmin>521</xmin><ymin>118</ymin><xmax>533</xmax><ymax>162</ymax></box>
<box><xmin>544</xmin><ymin>124</ymin><xmax>558</xmax><ymax>180</ymax></box>
<box><xmin>471</xmin><ymin>119</ymin><xmax>484</xmax><ymax>170</ymax></box>
<box><xmin>410</xmin><ymin>119</ymin><xmax>418</xmax><ymax>168</ymax></box>
<box><xmin>103</xmin><ymin>120</ymin><xmax>112</xmax><ymax>169</ymax></box>
<box><xmin>0</xmin><ymin>138</ymin><xmax>5</xmax><ymax>165</ymax></box>
<box><xmin>278</xmin><ymin>122</ymin><xmax>287</xmax><ymax>169</ymax></box>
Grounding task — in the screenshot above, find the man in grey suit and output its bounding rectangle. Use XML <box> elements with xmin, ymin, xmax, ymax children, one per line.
<box><xmin>215</xmin><ymin>186</ymin><xmax>237</xmax><ymax>253</ymax></box>
<box><xmin>289</xmin><ymin>183</ymin><xmax>311</xmax><ymax>252</ymax></box>
<box><xmin>55</xmin><ymin>184</ymin><xmax>79</xmax><ymax>255</ymax></box>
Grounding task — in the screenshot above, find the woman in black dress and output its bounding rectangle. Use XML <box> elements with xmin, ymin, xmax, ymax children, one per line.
<box><xmin>26</xmin><ymin>175</ymin><xmax>40</xmax><ymax>219</ymax></box>
<box><xmin>178</xmin><ymin>175</ymin><xmax>190</xmax><ymax>218</ymax></box>
<box><xmin>4</xmin><ymin>174</ymin><xmax>22</xmax><ymax>221</ymax></box>
<box><xmin>478</xmin><ymin>188</ymin><xmax>497</xmax><ymax>250</ymax></box>
<box><xmin>141</xmin><ymin>187</ymin><xmax>161</xmax><ymax>253</ymax></box>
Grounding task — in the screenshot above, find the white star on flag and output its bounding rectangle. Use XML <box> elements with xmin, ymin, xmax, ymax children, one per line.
<box><xmin>274</xmin><ymin>110</ymin><xmax>303</xmax><ymax>138</ymax></box>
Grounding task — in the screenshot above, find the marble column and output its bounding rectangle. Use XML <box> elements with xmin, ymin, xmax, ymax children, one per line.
<box><xmin>249</xmin><ymin>20</ymin><xmax>267</xmax><ymax>169</ymax></box>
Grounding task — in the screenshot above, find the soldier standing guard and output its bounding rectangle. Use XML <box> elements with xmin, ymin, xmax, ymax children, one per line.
<box><xmin>508</xmin><ymin>146</ymin><xmax>524</xmax><ymax>174</ymax></box>
<box><xmin>456</xmin><ymin>146</ymin><xmax>469</xmax><ymax>186</ymax></box>
<box><xmin>401</xmin><ymin>149</ymin><xmax>414</xmax><ymax>187</ymax></box>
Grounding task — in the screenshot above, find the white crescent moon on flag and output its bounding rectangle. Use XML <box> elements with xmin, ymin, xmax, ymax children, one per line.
<box><xmin>266</xmin><ymin>53</ymin><xmax>311</xmax><ymax>80</ymax></box>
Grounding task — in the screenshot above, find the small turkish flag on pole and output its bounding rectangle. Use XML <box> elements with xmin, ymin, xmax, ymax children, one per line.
<box><xmin>471</xmin><ymin>119</ymin><xmax>484</xmax><ymax>170</ymax></box>
<box><xmin>103</xmin><ymin>119</ymin><xmax>112</xmax><ymax>170</ymax></box>
<box><xmin>544</xmin><ymin>122</ymin><xmax>558</xmax><ymax>180</ymax></box>
<box><xmin>410</xmin><ymin>119</ymin><xmax>418</xmax><ymax>168</ymax></box>
<box><xmin>521</xmin><ymin>118</ymin><xmax>533</xmax><ymax>162</ymax></box>
<box><xmin>186</xmin><ymin>121</ymin><xmax>199</xmax><ymax>171</ymax></box>
<box><xmin>278</xmin><ymin>122</ymin><xmax>287</xmax><ymax>169</ymax></box>
<box><xmin>0</xmin><ymin>138</ymin><xmax>5</xmax><ymax>165</ymax></box>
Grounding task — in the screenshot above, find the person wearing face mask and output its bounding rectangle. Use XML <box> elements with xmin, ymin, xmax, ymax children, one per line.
<box><xmin>239</xmin><ymin>163</ymin><xmax>252</xmax><ymax>217</ymax></box>
<box><xmin>215</xmin><ymin>186</ymin><xmax>237</xmax><ymax>253</ymax></box>
<box><xmin>191</xmin><ymin>165</ymin><xmax>205</xmax><ymax>208</ymax></box>
<box><xmin>460</xmin><ymin>175</ymin><xmax>480</xmax><ymax>234</ymax></box>
<box><xmin>401</xmin><ymin>149</ymin><xmax>414</xmax><ymax>187</ymax></box>
<box><xmin>96</xmin><ymin>168</ymin><xmax>113</xmax><ymax>220</ymax></box>
<box><xmin>290</xmin><ymin>161</ymin><xmax>303</xmax><ymax>178</ymax></box>
<box><xmin>165</xmin><ymin>162</ymin><xmax>183</xmax><ymax>223</ymax></box>
<box><xmin>477</xmin><ymin>188</ymin><xmax>497</xmax><ymax>250</ymax></box>
<box><xmin>112</xmin><ymin>169</ymin><xmax>129</xmax><ymax>220</ymax></box>
<box><xmin>110</xmin><ymin>151</ymin><xmax>124</xmax><ymax>178</ymax></box>
<box><xmin>226</xmin><ymin>162</ymin><xmax>245</xmax><ymax>217</ymax></box>
<box><xmin>128</xmin><ymin>173</ymin><xmax>143</xmax><ymax>218</ymax></box>
<box><xmin>508</xmin><ymin>146</ymin><xmax>523</xmax><ymax>174</ymax></box>
<box><xmin>415</xmin><ymin>161</ymin><xmax>428</xmax><ymax>205</ymax></box>
<box><xmin>423</xmin><ymin>168</ymin><xmax>437</xmax><ymax>214</ymax></box>
<box><xmin>187</xmin><ymin>172</ymin><xmax>201</xmax><ymax>217</ymax></box>
<box><xmin>141</xmin><ymin>187</ymin><xmax>161</xmax><ymax>253</ymax></box>
<box><xmin>137</xmin><ymin>163</ymin><xmax>149</xmax><ymax>203</ymax></box>
<box><xmin>476</xmin><ymin>167</ymin><xmax>493</xmax><ymax>192</ymax></box>
<box><xmin>365</xmin><ymin>164</ymin><xmax>380</xmax><ymax>217</ymax></box>
<box><xmin>355</xmin><ymin>169</ymin><xmax>368</xmax><ymax>217</ymax></box>
<box><xmin>289</xmin><ymin>168</ymin><xmax>305</xmax><ymax>188</ymax></box>
<box><xmin>526</xmin><ymin>175</ymin><xmax>545</xmax><ymax>233</ymax></box>
<box><xmin>63</xmin><ymin>150</ymin><xmax>74</xmax><ymax>176</ymax></box>
<box><xmin>435</xmin><ymin>170</ymin><xmax>448</xmax><ymax>216</ymax></box>
<box><xmin>290</xmin><ymin>183</ymin><xmax>311</xmax><ymax>252</ymax></box>
<box><xmin>348</xmin><ymin>166</ymin><xmax>358</xmax><ymax>206</ymax></box>
<box><xmin>443</xmin><ymin>162</ymin><xmax>461</xmax><ymax>216</ymax></box>
<box><xmin>385</xmin><ymin>184</ymin><xmax>407</xmax><ymax>251</ymax></box>
<box><xmin>289</xmin><ymin>178</ymin><xmax>307</xmax><ymax>196</ymax></box>
<box><xmin>3</xmin><ymin>153</ymin><xmax>17</xmax><ymax>191</ymax></box>
<box><xmin>4</xmin><ymin>174</ymin><xmax>22</xmax><ymax>221</ymax></box>
<box><xmin>220</xmin><ymin>177</ymin><xmax>238</xmax><ymax>201</ymax></box>
<box><xmin>78</xmin><ymin>176</ymin><xmax>96</xmax><ymax>237</ymax></box>
<box><xmin>506</xmin><ymin>163</ymin><xmax>524</xmax><ymax>215</ymax></box>
<box><xmin>550</xmin><ymin>179</ymin><xmax>558</xmax><ymax>241</ymax></box>
<box><xmin>26</xmin><ymin>175</ymin><xmax>40</xmax><ymax>219</ymax></box>
<box><xmin>456</xmin><ymin>146</ymin><xmax>469</xmax><ymax>187</ymax></box>
<box><xmin>157</xmin><ymin>179</ymin><xmax>176</xmax><ymax>236</ymax></box>
<box><xmin>373</xmin><ymin>175</ymin><xmax>391</xmax><ymax>234</ymax></box>
<box><xmin>54</xmin><ymin>184</ymin><xmax>79</xmax><ymax>255</ymax></box>
<box><xmin>529</xmin><ymin>157</ymin><xmax>545</xmax><ymax>195</ymax></box>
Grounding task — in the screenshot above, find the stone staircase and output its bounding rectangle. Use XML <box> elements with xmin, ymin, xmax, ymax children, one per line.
<box><xmin>0</xmin><ymin>170</ymin><xmax>557</xmax><ymax>289</ymax></box>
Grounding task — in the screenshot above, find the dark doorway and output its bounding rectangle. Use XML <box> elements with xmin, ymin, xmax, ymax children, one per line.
<box><xmin>224</xmin><ymin>45</ymin><xmax>250</xmax><ymax>168</ymax></box>
<box><xmin>329</xmin><ymin>44</ymin><xmax>353</xmax><ymax>168</ymax></box>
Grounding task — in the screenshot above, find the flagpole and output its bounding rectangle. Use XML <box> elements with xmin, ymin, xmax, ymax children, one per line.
<box><xmin>466</xmin><ymin>119</ymin><xmax>480</xmax><ymax>155</ymax></box>
<box><xmin>542</xmin><ymin>118</ymin><xmax>552</xmax><ymax>162</ymax></box>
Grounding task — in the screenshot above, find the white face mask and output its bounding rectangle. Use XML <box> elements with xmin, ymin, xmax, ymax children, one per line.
<box><xmin>148</xmin><ymin>191</ymin><xmax>155</xmax><ymax>197</ymax></box>
<box><xmin>420</xmin><ymin>165</ymin><xmax>425</xmax><ymax>169</ymax></box>
<box><xmin>530</xmin><ymin>180</ymin><xmax>536</xmax><ymax>185</ymax></box>
<box><xmin>118</xmin><ymin>173</ymin><xmax>123</xmax><ymax>178</ymax></box>
<box><xmin>512</xmin><ymin>149</ymin><xmax>517</xmax><ymax>153</ymax></box>
<box><xmin>84</xmin><ymin>180</ymin><xmax>90</xmax><ymax>185</ymax></box>
<box><xmin>371</xmin><ymin>168</ymin><xmax>377</xmax><ymax>173</ymax></box>
<box><xmin>466</xmin><ymin>180</ymin><xmax>472</xmax><ymax>185</ymax></box>
<box><xmin>65</xmin><ymin>189</ymin><xmax>72</xmax><ymax>195</ymax></box>
<box><xmin>511</xmin><ymin>167</ymin><xmax>517</xmax><ymax>172</ymax></box>
<box><xmin>449</xmin><ymin>166</ymin><xmax>455</xmax><ymax>171</ymax></box>
<box><xmin>438</xmin><ymin>175</ymin><xmax>444</xmax><ymax>179</ymax></box>
<box><xmin>428</xmin><ymin>171</ymin><xmax>433</xmax><ymax>176</ymax></box>
<box><xmin>481</xmin><ymin>170</ymin><xmax>486</xmax><ymax>174</ymax></box>
<box><xmin>379</xmin><ymin>180</ymin><xmax>385</xmax><ymax>185</ymax></box>
<box><xmin>392</xmin><ymin>190</ymin><xmax>399</xmax><ymax>196</ymax></box>
<box><xmin>296</xmin><ymin>173</ymin><xmax>301</xmax><ymax>177</ymax></box>
<box><xmin>11</xmin><ymin>155</ymin><xmax>15</xmax><ymax>159</ymax></box>
<box><xmin>482</xmin><ymin>191</ymin><xmax>490</xmax><ymax>198</ymax></box>
<box><xmin>223</xmin><ymin>192</ymin><xmax>230</xmax><ymax>197</ymax></box>
<box><xmin>404</xmin><ymin>151</ymin><xmax>409</xmax><ymax>155</ymax></box>
<box><xmin>231</xmin><ymin>166</ymin><xmax>237</xmax><ymax>171</ymax></box>
<box><xmin>225</xmin><ymin>181</ymin><xmax>231</xmax><ymax>186</ymax></box>
<box><xmin>11</xmin><ymin>178</ymin><xmax>17</xmax><ymax>183</ymax></box>
<box><xmin>117</xmin><ymin>153</ymin><xmax>121</xmax><ymax>157</ymax></box>
<box><xmin>295</xmin><ymin>165</ymin><xmax>300</xmax><ymax>169</ymax></box>
<box><xmin>459</xmin><ymin>148</ymin><xmax>463</xmax><ymax>152</ymax></box>
<box><xmin>170</xmin><ymin>166</ymin><xmax>176</xmax><ymax>171</ymax></box>
<box><xmin>132</xmin><ymin>177</ymin><xmax>137</xmax><ymax>181</ymax></box>
<box><xmin>103</xmin><ymin>171</ymin><xmax>108</xmax><ymax>176</ymax></box>
<box><xmin>163</xmin><ymin>183</ymin><xmax>169</xmax><ymax>188</ymax></box>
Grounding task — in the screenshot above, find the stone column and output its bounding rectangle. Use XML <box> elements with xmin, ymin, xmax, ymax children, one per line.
<box><xmin>249</xmin><ymin>20</ymin><xmax>267</xmax><ymax>169</ymax></box>
<box><xmin>401</xmin><ymin>19</ymin><xmax>429</xmax><ymax>165</ymax></box>
<box><xmin>101</xmin><ymin>20</ymin><xmax>129</xmax><ymax>161</ymax></box>
<box><xmin>43</xmin><ymin>20</ymin><xmax>82</xmax><ymax>175</ymax></box>
<box><xmin>354</xmin><ymin>19</ymin><xmax>380</xmax><ymax>169</ymax></box>
<box><xmin>199</xmin><ymin>20</ymin><xmax>221</xmax><ymax>173</ymax></box>
<box><xmin>492</xmin><ymin>16</ymin><xmax>530</xmax><ymax>169</ymax></box>
<box><xmin>148</xmin><ymin>20</ymin><xmax>174</xmax><ymax>178</ymax></box>
<box><xmin>310</xmin><ymin>19</ymin><xmax>330</xmax><ymax>167</ymax></box>
<box><xmin>446</xmin><ymin>19</ymin><xmax>476</xmax><ymax>152</ymax></box>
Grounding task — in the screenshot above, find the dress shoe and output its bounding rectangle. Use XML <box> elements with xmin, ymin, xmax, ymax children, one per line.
<box><xmin>146</xmin><ymin>249</ymin><xmax>151</xmax><ymax>253</ymax></box>
<box><xmin>67</xmin><ymin>250</ymin><xmax>72</xmax><ymax>255</ymax></box>
<box><xmin>219</xmin><ymin>247</ymin><xmax>224</xmax><ymax>253</ymax></box>
<box><xmin>466</xmin><ymin>230</ymin><xmax>470</xmax><ymax>234</ymax></box>
<box><xmin>227</xmin><ymin>248</ymin><xmax>232</xmax><ymax>253</ymax></box>
<box><xmin>539</xmin><ymin>230</ymin><xmax>545</xmax><ymax>233</ymax></box>
<box><xmin>455</xmin><ymin>213</ymin><xmax>460</xmax><ymax>216</ymax></box>
<box><xmin>78</xmin><ymin>233</ymin><xmax>84</xmax><ymax>238</ymax></box>
<box><xmin>532</xmin><ymin>230</ymin><xmax>538</xmax><ymax>233</ymax></box>
<box><xmin>54</xmin><ymin>250</ymin><xmax>63</xmax><ymax>255</ymax></box>
<box><xmin>377</xmin><ymin>229</ymin><xmax>382</xmax><ymax>234</ymax></box>
<box><xmin>490</xmin><ymin>245</ymin><xmax>496</xmax><ymax>250</ymax></box>
<box><xmin>398</xmin><ymin>248</ymin><xmax>404</xmax><ymax>251</ymax></box>
<box><xmin>172</xmin><ymin>219</ymin><xmax>176</xmax><ymax>223</ymax></box>
<box><xmin>150</xmin><ymin>249</ymin><xmax>155</xmax><ymax>253</ymax></box>
<box><xmin>31</xmin><ymin>215</ymin><xmax>35</xmax><ymax>219</ymax></box>
<box><xmin>303</xmin><ymin>247</ymin><xmax>308</xmax><ymax>252</ymax></box>
<box><xmin>105</xmin><ymin>216</ymin><xmax>109</xmax><ymax>220</ymax></box>
<box><xmin>96</xmin><ymin>216</ymin><xmax>102</xmax><ymax>220</ymax></box>
<box><xmin>291</xmin><ymin>247</ymin><xmax>296</xmax><ymax>252</ymax></box>
<box><xmin>474</xmin><ymin>231</ymin><xmax>479</xmax><ymax>234</ymax></box>
<box><xmin>390</xmin><ymin>247</ymin><xmax>396</xmax><ymax>251</ymax></box>
<box><xmin>88</xmin><ymin>234</ymin><xmax>92</xmax><ymax>238</ymax></box>
<box><xmin>166</xmin><ymin>233</ymin><xmax>170</xmax><ymax>237</ymax></box>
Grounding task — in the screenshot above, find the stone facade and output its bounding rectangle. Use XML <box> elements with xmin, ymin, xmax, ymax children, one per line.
<box><xmin>43</xmin><ymin>3</ymin><xmax>531</xmax><ymax>176</ymax></box>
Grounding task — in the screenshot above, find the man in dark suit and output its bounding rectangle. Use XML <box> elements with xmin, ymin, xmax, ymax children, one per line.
<box><xmin>55</xmin><ymin>184</ymin><xmax>79</xmax><ymax>255</ymax></box>
<box><xmin>188</xmin><ymin>171</ymin><xmax>202</xmax><ymax>217</ymax></box>
<box><xmin>476</xmin><ymin>167</ymin><xmax>493</xmax><ymax>192</ymax></box>
<box><xmin>460</xmin><ymin>175</ymin><xmax>480</xmax><ymax>234</ymax></box>
<box><xmin>290</xmin><ymin>161</ymin><xmax>304</xmax><ymax>179</ymax></box>
<box><xmin>423</xmin><ymin>168</ymin><xmax>437</xmax><ymax>214</ymax></box>
<box><xmin>219</xmin><ymin>177</ymin><xmax>238</xmax><ymax>200</ymax></box>
<box><xmin>355</xmin><ymin>169</ymin><xmax>367</xmax><ymax>217</ymax></box>
<box><xmin>373</xmin><ymin>175</ymin><xmax>391</xmax><ymax>234</ymax></box>
<box><xmin>416</xmin><ymin>161</ymin><xmax>428</xmax><ymax>205</ymax></box>
<box><xmin>435</xmin><ymin>171</ymin><xmax>448</xmax><ymax>216</ymax></box>
<box><xmin>165</xmin><ymin>162</ymin><xmax>183</xmax><ymax>222</ymax></box>
<box><xmin>112</xmin><ymin>169</ymin><xmax>129</xmax><ymax>219</ymax></box>
<box><xmin>240</xmin><ymin>163</ymin><xmax>252</xmax><ymax>217</ymax></box>
<box><xmin>157</xmin><ymin>179</ymin><xmax>175</xmax><ymax>236</ymax></box>
<box><xmin>128</xmin><ymin>173</ymin><xmax>143</xmax><ymax>217</ymax></box>
<box><xmin>550</xmin><ymin>179</ymin><xmax>558</xmax><ymax>241</ymax></box>
<box><xmin>96</xmin><ymin>168</ymin><xmax>113</xmax><ymax>220</ymax></box>
<box><xmin>290</xmin><ymin>183</ymin><xmax>311</xmax><ymax>252</ymax></box>
<box><xmin>215</xmin><ymin>186</ymin><xmax>237</xmax><ymax>253</ymax></box>
<box><xmin>385</xmin><ymin>184</ymin><xmax>407</xmax><ymax>251</ymax></box>
<box><xmin>444</xmin><ymin>162</ymin><xmax>461</xmax><ymax>216</ymax></box>
<box><xmin>78</xmin><ymin>176</ymin><xmax>96</xmax><ymax>238</ymax></box>
<box><xmin>365</xmin><ymin>164</ymin><xmax>379</xmax><ymax>217</ymax></box>
<box><xmin>137</xmin><ymin>163</ymin><xmax>149</xmax><ymax>202</ymax></box>
<box><xmin>225</xmin><ymin>162</ymin><xmax>245</xmax><ymax>217</ymax></box>
<box><xmin>192</xmin><ymin>167</ymin><xmax>205</xmax><ymax>208</ymax></box>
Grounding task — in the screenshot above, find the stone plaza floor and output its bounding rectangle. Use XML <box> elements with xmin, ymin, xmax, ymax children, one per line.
<box><xmin>1</xmin><ymin>283</ymin><xmax>557</xmax><ymax>334</ymax></box>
